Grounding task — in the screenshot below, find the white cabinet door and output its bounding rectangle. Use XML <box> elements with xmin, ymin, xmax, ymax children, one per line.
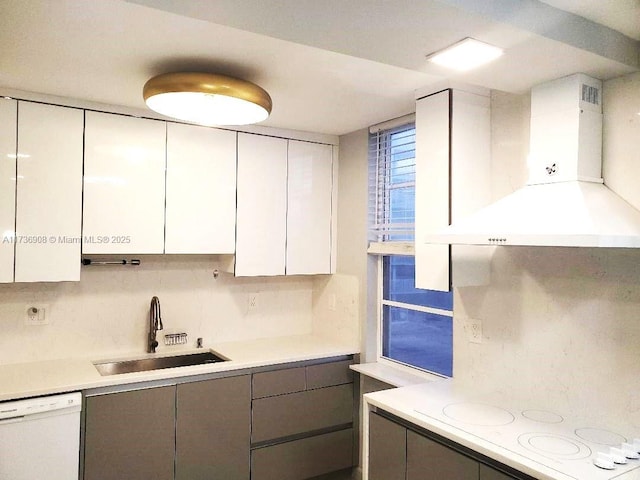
<box><xmin>415</xmin><ymin>88</ymin><xmax>491</xmax><ymax>291</ymax></box>
<box><xmin>83</xmin><ymin>112</ymin><xmax>166</xmax><ymax>254</ymax></box>
<box><xmin>235</xmin><ymin>133</ymin><xmax>287</xmax><ymax>276</ymax></box>
<box><xmin>415</xmin><ymin>90</ymin><xmax>451</xmax><ymax>292</ymax></box>
<box><xmin>15</xmin><ymin>102</ymin><xmax>84</xmax><ymax>282</ymax></box>
<box><xmin>0</xmin><ymin>99</ymin><xmax>17</xmax><ymax>283</ymax></box>
<box><xmin>165</xmin><ymin>123</ymin><xmax>236</xmax><ymax>254</ymax></box>
<box><xmin>286</xmin><ymin>140</ymin><xmax>333</xmax><ymax>275</ymax></box>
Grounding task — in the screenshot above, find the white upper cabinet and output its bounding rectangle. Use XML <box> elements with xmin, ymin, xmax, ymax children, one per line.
<box><xmin>415</xmin><ymin>88</ymin><xmax>491</xmax><ymax>291</ymax></box>
<box><xmin>0</xmin><ymin>99</ymin><xmax>17</xmax><ymax>283</ymax></box>
<box><xmin>415</xmin><ymin>90</ymin><xmax>451</xmax><ymax>292</ymax></box>
<box><xmin>286</xmin><ymin>140</ymin><xmax>333</xmax><ymax>275</ymax></box>
<box><xmin>165</xmin><ymin>123</ymin><xmax>237</xmax><ymax>254</ymax></box>
<box><xmin>235</xmin><ymin>133</ymin><xmax>288</xmax><ymax>276</ymax></box>
<box><xmin>15</xmin><ymin>102</ymin><xmax>84</xmax><ymax>282</ymax></box>
<box><xmin>83</xmin><ymin>112</ymin><xmax>166</xmax><ymax>254</ymax></box>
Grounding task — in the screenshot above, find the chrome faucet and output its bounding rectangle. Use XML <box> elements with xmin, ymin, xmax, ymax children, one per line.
<box><xmin>148</xmin><ymin>296</ymin><xmax>163</xmax><ymax>353</ymax></box>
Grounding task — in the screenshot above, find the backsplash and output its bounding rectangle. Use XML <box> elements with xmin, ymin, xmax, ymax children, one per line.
<box><xmin>453</xmin><ymin>72</ymin><xmax>640</xmax><ymax>429</ymax></box>
<box><xmin>0</xmin><ymin>256</ymin><xmax>316</xmax><ymax>365</ymax></box>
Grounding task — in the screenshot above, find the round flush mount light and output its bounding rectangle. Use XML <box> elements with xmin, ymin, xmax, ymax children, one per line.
<box><xmin>143</xmin><ymin>72</ymin><xmax>272</xmax><ymax>126</ymax></box>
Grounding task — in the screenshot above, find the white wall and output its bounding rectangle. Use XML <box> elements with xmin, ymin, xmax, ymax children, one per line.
<box><xmin>453</xmin><ymin>72</ymin><xmax>640</xmax><ymax>429</ymax></box>
<box><xmin>0</xmin><ymin>255</ymin><xmax>314</xmax><ymax>365</ymax></box>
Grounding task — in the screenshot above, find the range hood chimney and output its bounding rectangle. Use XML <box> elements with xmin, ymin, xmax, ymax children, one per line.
<box><xmin>426</xmin><ymin>73</ymin><xmax>640</xmax><ymax>248</ymax></box>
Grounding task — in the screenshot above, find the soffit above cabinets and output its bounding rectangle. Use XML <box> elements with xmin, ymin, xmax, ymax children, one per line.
<box><xmin>0</xmin><ymin>0</ymin><xmax>637</xmax><ymax>135</ymax></box>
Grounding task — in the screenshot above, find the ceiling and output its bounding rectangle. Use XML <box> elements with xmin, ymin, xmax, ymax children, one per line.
<box><xmin>0</xmin><ymin>0</ymin><xmax>637</xmax><ymax>136</ymax></box>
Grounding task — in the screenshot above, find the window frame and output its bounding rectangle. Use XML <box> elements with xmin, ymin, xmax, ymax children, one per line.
<box><xmin>373</xmin><ymin>252</ymin><xmax>452</xmax><ymax>379</ymax></box>
<box><xmin>368</xmin><ymin>117</ymin><xmax>453</xmax><ymax>379</ymax></box>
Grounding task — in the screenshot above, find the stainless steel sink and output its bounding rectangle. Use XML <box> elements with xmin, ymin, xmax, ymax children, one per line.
<box><xmin>94</xmin><ymin>351</ymin><xmax>228</xmax><ymax>376</ymax></box>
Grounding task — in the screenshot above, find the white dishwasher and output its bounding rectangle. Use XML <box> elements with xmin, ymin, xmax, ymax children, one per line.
<box><xmin>0</xmin><ymin>392</ymin><xmax>82</xmax><ymax>480</ymax></box>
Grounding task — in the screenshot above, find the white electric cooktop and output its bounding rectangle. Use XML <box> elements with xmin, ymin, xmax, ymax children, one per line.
<box><xmin>366</xmin><ymin>381</ymin><xmax>640</xmax><ymax>480</ymax></box>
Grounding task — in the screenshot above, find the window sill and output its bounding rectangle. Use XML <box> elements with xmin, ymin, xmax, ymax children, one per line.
<box><xmin>350</xmin><ymin>362</ymin><xmax>444</xmax><ymax>388</ymax></box>
<box><xmin>367</xmin><ymin>241</ymin><xmax>414</xmax><ymax>256</ymax></box>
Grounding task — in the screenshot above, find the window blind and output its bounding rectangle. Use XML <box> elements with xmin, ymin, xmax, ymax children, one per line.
<box><xmin>368</xmin><ymin>122</ymin><xmax>416</xmax><ymax>242</ymax></box>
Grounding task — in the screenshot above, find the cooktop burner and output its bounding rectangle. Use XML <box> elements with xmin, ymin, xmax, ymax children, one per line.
<box><xmin>574</xmin><ymin>427</ymin><xmax>627</xmax><ymax>446</ymax></box>
<box><xmin>443</xmin><ymin>402</ymin><xmax>515</xmax><ymax>426</ymax></box>
<box><xmin>521</xmin><ymin>409</ymin><xmax>564</xmax><ymax>424</ymax></box>
<box><xmin>518</xmin><ymin>432</ymin><xmax>592</xmax><ymax>460</ymax></box>
<box><xmin>411</xmin><ymin>384</ymin><xmax>640</xmax><ymax>480</ymax></box>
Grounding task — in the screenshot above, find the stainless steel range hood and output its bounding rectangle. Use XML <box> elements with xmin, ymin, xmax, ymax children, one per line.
<box><xmin>426</xmin><ymin>73</ymin><xmax>640</xmax><ymax>248</ymax></box>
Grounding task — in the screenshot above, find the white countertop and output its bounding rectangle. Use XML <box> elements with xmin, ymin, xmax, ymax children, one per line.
<box><xmin>364</xmin><ymin>380</ymin><xmax>640</xmax><ymax>480</ymax></box>
<box><xmin>0</xmin><ymin>334</ymin><xmax>358</xmax><ymax>402</ymax></box>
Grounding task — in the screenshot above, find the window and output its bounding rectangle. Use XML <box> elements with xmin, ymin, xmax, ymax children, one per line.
<box><xmin>369</xmin><ymin>119</ymin><xmax>453</xmax><ymax>377</ymax></box>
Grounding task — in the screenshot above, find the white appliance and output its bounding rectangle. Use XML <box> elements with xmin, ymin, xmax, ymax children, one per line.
<box><xmin>425</xmin><ymin>73</ymin><xmax>640</xmax><ymax>248</ymax></box>
<box><xmin>0</xmin><ymin>392</ymin><xmax>82</xmax><ymax>480</ymax></box>
<box><xmin>367</xmin><ymin>381</ymin><xmax>640</xmax><ymax>480</ymax></box>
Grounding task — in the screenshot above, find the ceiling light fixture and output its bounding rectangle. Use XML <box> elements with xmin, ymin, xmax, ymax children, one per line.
<box><xmin>427</xmin><ymin>38</ymin><xmax>504</xmax><ymax>71</ymax></box>
<box><xmin>143</xmin><ymin>72</ymin><xmax>272</xmax><ymax>126</ymax></box>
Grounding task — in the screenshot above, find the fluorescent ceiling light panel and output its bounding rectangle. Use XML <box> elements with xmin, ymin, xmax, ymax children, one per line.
<box><xmin>427</xmin><ymin>38</ymin><xmax>504</xmax><ymax>71</ymax></box>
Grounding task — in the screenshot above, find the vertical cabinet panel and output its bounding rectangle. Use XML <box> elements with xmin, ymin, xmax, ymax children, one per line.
<box><xmin>176</xmin><ymin>376</ymin><xmax>251</xmax><ymax>480</ymax></box>
<box><xmin>368</xmin><ymin>412</ymin><xmax>406</xmax><ymax>480</ymax></box>
<box><xmin>0</xmin><ymin>99</ymin><xmax>16</xmax><ymax>283</ymax></box>
<box><xmin>166</xmin><ymin>123</ymin><xmax>237</xmax><ymax>254</ymax></box>
<box><xmin>415</xmin><ymin>88</ymin><xmax>491</xmax><ymax>291</ymax></box>
<box><xmin>83</xmin><ymin>112</ymin><xmax>166</xmax><ymax>254</ymax></box>
<box><xmin>407</xmin><ymin>430</ymin><xmax>479</xmax><ymax>479</ymax></box>
<box><xmin>15</xmin><ymin>102</ymin><xmax>83</xmax><ymax>282</ymax></box>
<box><xmin>415</xmin><ymin>90</ymin><xmax>451</xmax><ymax>292</ymax></box>
<box><xmin>235</xmin><ymin>133</ymin><xmax>287</xmax><ymax>276</ymax></box>
<box><xmin>84</xmin><ymin>386</ymin><xmax>176</xmax><ymax>480</ymax></box>
<box><xmin>286</xmin><ymin>140</ymin><xmax>333</xmax><ymax>275</ymax></box>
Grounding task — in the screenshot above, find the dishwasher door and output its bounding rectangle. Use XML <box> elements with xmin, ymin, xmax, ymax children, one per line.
<box><xmin>0</xmin><ymin>392</ymin><xmax>82</xmax><ymax>480</ymax></box>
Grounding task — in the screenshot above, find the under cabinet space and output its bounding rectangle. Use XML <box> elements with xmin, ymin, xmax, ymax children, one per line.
<box><xmin>251</xmin><ymin>428</ymin><xmax>353</xmax><ymax>480</ymax></box>
<box><xmin>83</xmin><ymin>111</ymin><xmax>166</xmax><ymax>254</ymax></box>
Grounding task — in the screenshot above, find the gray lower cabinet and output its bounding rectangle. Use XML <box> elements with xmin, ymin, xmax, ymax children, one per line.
<box><xmin>251</xmin><ymin>359</ymin><xmax>355</xmax><ymax>480</ymax></box>
<box><xmin>407</xmin><ymin>430</ymin><xmax>477</xmax><ymax>479</ymax></box>
<box><xmin>368</xmin><ymin>412</ymin><xmax>406</xmax><ymax>480</ymax></box>
<box><xmin>369</xmin><ymin>410</ymin><xmax>522</xmax><ymax>480</ymax></box>
<box><xmin>84</xmin><ymin>385</ymin><xmax>176</xmax><ymax>480</ymax></box>
<box><xmin>176</xmin><ymin>375</ymin><xmax>251</xmax><ymax>480</ymax></box>
<box><xmin>480</xmin><ymin>465</ymin><xmax>516</xmax><ymax>480</ymax></box>
<box><xmin>83</xmin><ymin>375</ymin><xmax>250</xmax><ymax>480</ymax></box>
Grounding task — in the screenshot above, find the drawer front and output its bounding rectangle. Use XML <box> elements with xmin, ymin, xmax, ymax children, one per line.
<box><xmin>252</xmin><ymin>384</ymin><xmax>353</xmax><ymax>443</ymax></box>
<box><xmin>252</xmin><ymin>367</ymin><xmax>306</xmax><ymax>399</ymax></box>
<box><xmin>251</xmin><ymin>428</ymin><xmax>353</xmax><ymax>480</ymax></box>
<box><xmin>306</xmin><ymin>359</ymin><xmax>353</xmax><ymax>389</ymax></box>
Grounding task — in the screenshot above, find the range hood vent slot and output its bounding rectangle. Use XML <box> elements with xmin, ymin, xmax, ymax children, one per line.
<box><xmin>581</xmin><ymin>83</ymin><xmax>600</xmax><ymax>106</ymax></box>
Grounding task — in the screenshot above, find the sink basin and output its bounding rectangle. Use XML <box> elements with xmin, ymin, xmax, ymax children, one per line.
<box><xmin>94</xmin><ymin>351</ymin><xmax>228</xmax><ymax>376</ymax></box>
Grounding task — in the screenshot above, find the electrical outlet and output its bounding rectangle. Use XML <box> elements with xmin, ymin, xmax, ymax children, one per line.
<box><xmin>25</xmin><ymin>304</ymin><xmax>50</xmax><ymax>326</ymax></box>
<box><xmin>465</xmin><ymin>319</ymin><xmax>482</xmax><ymax>344</ymax></box>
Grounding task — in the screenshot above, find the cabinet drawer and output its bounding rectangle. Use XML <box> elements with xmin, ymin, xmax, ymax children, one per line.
<box><xmin>252</xmin><ymin>384</ymin><xmax>353</xmax><ymax>443</ymax></box>
<box><xmin>306</xmin><ymin>360</ymin><xmax>353</xmax><ymax>389</ymax></box>
<box><xmin>252</xmin><ymin>367</ymin><xmax>306</xmax><ymax>399</ymax></box>
<box><xmin>251</xmin><ymin>428</ymin><xmax>353</xmax><ymax>480</ymax></box>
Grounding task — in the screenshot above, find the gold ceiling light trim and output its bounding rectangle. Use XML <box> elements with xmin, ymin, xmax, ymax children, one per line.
<box><xmin>143</xmin><ymin>72</ymin><xmax>272</xmax><ymax>126</ymax></box>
